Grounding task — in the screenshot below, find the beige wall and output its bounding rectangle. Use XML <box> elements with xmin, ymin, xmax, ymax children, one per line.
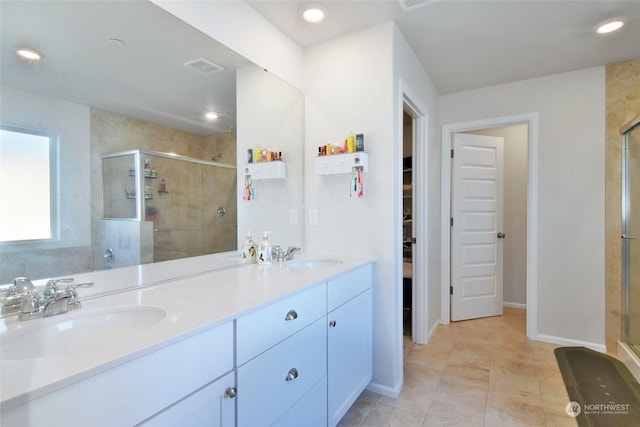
<box><xmin>605</xmin><ymin>58</ymin><xmax>640</xmax><ymax>354</ymax></box>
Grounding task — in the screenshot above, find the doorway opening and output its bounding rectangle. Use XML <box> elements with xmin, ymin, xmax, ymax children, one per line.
<box><xmin>400</xmin><ymin>94</ymin><xmax>427</xmax><ymax>345</ymax></box>
<box><xmin>441</xmin><ymin>114</ymin><xmax>538</xmax><ymax>338</ymax></box>
<box><xmin>402</xmin><ymin>109</ymin><xmax>414</xmax><ymax>336</ymax></box>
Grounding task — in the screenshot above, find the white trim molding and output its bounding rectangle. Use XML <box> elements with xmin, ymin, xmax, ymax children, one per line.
<box><xmin>503</xmin><ymin>302</ymin><xmax>527</xmax><ymax>310</ymax></box>
<box><xmin>535</xmin><ymin>334</ymin><xmax>606</xmax><ymax>353</ymax></box>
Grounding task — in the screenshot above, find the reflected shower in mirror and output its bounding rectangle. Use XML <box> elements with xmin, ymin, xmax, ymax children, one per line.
<box><xmin>0</xmin><ymin>0</ymin><xmax>304</xmax><ymax>286</ymax></box>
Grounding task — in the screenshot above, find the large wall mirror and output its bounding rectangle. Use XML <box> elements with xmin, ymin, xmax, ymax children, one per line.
<box><xmin>0</xmin><ymin>0</ymin><xmax>304</xmax><ymax>286</ymax></box>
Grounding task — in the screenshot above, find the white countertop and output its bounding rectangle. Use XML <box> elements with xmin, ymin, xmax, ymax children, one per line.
<box><xmin>0</xmin><ymin>255</ymin><xmax>374</xmax><ymax>409</ymax></box>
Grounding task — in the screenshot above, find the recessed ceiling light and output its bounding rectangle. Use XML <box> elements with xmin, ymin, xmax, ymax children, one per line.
<box><xmin>205</xmin><ymin>112</ymin><xmax>219</xmax><ymax>120</ymax></box>
<box><xmin>594</xmin><ymin>18</ymin><xmax>625</xmax><ymax>34</ymax></box>
<box><xmin>302</xmin><ymin>4</ymin><xmax>326</xmax><ymax>23</ymax></box>
<box><xmin>16</xmin><ymin>47</ymin><xmax>43</xmax><ymax>61</ymax></box>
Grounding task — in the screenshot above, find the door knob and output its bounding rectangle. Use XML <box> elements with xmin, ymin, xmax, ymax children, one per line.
<box><xmin>224</xmin><ymin>387</ymin><xmax>237</xmax><ymax>399</ymax></box>
<box><xmin>497</xmin><ymin>232</ymin><xmax>506</xmax><ymax>239</ymax></box>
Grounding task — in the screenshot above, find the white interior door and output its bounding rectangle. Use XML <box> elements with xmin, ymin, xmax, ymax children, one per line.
<box><xmin>451</xmin><ymin>133</ymin><xmax>504</xmax><ymax>321</ymax></box>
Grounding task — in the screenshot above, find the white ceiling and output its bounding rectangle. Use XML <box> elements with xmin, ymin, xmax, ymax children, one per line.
<box><xmin>247</xmin><ymin>0</ymin><xmax>640</xmax><ymax>94</ymax></box>
<box><xmin>3</xmin><ymin>0</ymin><xmax>638</xmax><ymax>136</ymax></box>
<box><xmin>1</xmin><ymin>1</ymin><xmax>251</xmax><ymax>136</ymax></box>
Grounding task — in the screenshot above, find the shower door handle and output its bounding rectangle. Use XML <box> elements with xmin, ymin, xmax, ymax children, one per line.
<box><xmin>622</xmin><ymin>235</ymin><xmax>637</xmax><ymax>239</ymax></box>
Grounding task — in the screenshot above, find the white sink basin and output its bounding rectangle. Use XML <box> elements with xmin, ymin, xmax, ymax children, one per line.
<box><xmin>286</xmin><ymin>258</ymin><xmax>343</xmax><ymax>270</ymax></box>
<box><xmin>0</xmin><ymin>305</ymin><xmax>166</xmax><ymax>360</ymax></box>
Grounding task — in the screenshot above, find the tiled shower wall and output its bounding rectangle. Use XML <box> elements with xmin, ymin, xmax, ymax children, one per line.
<box><xmin>605</xmin><ymin>58</ymin><xmax>640</xmax><ymax>354</ymax></box>
<box><xmin>91</xmin><ymin>109</ymin><xmax>237</xmax><ymax>269</ymax></box>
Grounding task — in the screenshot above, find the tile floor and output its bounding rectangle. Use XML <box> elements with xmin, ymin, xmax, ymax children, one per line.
<box><xmin>339</xmin><ymin>307</ymin><xmax>577</xmax><ymax>426</ymax></box>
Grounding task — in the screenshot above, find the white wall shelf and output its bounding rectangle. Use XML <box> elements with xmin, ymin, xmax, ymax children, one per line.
<box><xmin>315</xmin><ymin>152</ymin><xmax>368</xmax><ymax>176</ymax></box>
<box><xmin>243</xmin><ymin>161</ymin><xmax>287</xmax><ymax>180</ymax></box>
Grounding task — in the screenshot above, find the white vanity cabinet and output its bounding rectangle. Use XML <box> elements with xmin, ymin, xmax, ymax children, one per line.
<box><xmin>139</xmin><ymin>371</ymin><xmax>236</xmax><ymax>427</ymax></box>
<box><xmin>327</xmin><ymin>265</ymin><xmax>373</xmax><ymax>427</ymax></box>
<box><xmin>236</xmin><ymin>283</ymin><xmax>328</xmax><ymax>427</ymax></box>
<box><xmin>1</xmin><ymin>321</ymin><xmax>235</xmax><ymax>427</ymax></box>
<box><xmin>1</xmin><ymin>260</ymin><xmax>375</xmax><ymax>427</ymax></box>
<box><xmin>235</xmin><ymin>264</ymin><xmax>373</xmax><ymax>427</ymax></box>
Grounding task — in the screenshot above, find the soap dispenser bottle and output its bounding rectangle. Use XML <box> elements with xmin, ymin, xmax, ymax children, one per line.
<box><xmin>258</xmin><ymin>232</ymin><xmax>272</xmax><ymax>264</ymax></box>
<box><xmin>242</xmin><ymin>231</ymin><xmax>257</xmax><ymax>263</ymax></box>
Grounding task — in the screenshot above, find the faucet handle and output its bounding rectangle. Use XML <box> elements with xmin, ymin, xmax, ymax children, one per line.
<box><xmin>272</xmin><ymin>245</ymin><xmax>283</xmax><ymax>261</ymax></box>
<box><xmin>44</xmin><ymin>280</ymin><xmax>59</xmax><ymax>299</ymax></box>
<box><xmin>44</xmin><ymin>278</ymin><xmax>74</xmax><ymax>299</ymax></box>
<box><xmin>14</xmin><ymin>277</ymin><xmax>36</xmax><ymax>294</ymax></box>
<box><xmin>1</xmin><ymin>284</ymin><xmax>21</xmax><ymax>307</ymax></box>
<box><xmin>20</xmin><ymin>290</ymin><xmax>41</xmax><ymax>314</ymax></box>
<box><xmin>64</xmin><ymin>284</ymin><xmax>81</xmax><ymax>310</ymax></box>
<box><xmin>18</xmin><ymin>290</ymin><xmax>43</xmax><ymax>320</ymax></box>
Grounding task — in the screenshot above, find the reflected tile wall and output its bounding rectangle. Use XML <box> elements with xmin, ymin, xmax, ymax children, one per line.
<box><xmin>91</xmin><ymin>109</ymin><xmax>237</xmax><ymax>268</ymax></box>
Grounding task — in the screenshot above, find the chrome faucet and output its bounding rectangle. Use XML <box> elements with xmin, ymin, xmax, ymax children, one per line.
<box><xmin>273</xmin><ymin>246</ymin><xmax>302</xmax><ymax>261</ymax></box>
<box><xmin>1</xmin><ymin>277</ymin><xmax>91</xmax><ymax>321</ymax></box>
<box><xmin>1</xmin><ymin>277</ymin><xmax>37</xmax><ymax>309</ymax></box>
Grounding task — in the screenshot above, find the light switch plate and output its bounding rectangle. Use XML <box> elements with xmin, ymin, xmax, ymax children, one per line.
<box><xmin>309</xmin><ymin>209</ymin><xmax>319</xmax><ymax>226</ymax></box>
<box><xmin>289</xmin><ymin>209</ymin><xmax>299</xmax><ymax>225</ymax></box>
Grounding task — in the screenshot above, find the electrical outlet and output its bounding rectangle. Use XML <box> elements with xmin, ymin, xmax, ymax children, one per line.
<box><xmin>289</xmin><ymin>209</ymin><xmax>299</xmax><ymax>225</ymax></box>
<box><xmin>309</xmin><ymin>208</ymin><xmax>319</xmax><ymax>226</ymax></box>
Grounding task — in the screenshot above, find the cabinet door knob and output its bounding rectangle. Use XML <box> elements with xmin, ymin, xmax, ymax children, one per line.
<box><xmin>329</xmin><ymin>320</ymin><xmax>337</xmax><ymax>328</ymax></box>
<box><xmin>285</xmin><ymin>309</ymin><xmax>298</xmax><ymax>321</ymax></box>
<box><xmin>224</xmin><ymin>386</ymin><xmax>237</xmax><ymax>399</ymax></box>
<box><xmin>285</xmin><ymin>368</ymin><xmax>299</xmax><ymax>381</ymax></box>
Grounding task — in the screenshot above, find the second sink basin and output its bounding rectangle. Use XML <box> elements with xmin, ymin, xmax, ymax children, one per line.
<box><xmin>0</xmin><ymin>305</ymin><xmax>166</xmax><ymax>360</ymax></box>
<box><xmin>286</xmin><ymin>258</ymin><xmax>343</xmax><ymax>270</ymax></box>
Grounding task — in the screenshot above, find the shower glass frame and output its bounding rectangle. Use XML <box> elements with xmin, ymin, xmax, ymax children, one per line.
<box><xmin>622</xmin><ymin>120</ymin><xmax>640</xmax><ymax>357</ymax></box>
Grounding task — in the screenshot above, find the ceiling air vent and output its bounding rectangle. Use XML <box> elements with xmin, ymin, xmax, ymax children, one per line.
<box><xmin>398</xmin><ymin>0</ymin><xmax>436</xmax><ymax>12</ymax></box>
<box><xmin>183</xmin><ymin>58</ymin><xmax>223</xmax><ymax>75</ymax></box>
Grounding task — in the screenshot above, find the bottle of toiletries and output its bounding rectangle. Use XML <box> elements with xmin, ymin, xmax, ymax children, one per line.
<box><xmin>242</xmin><ymin>231</ymin><xmax>257</xmax><ymax>263</ymax></box>
<box><xmin>356</xmin><ymin>133</ymin><xmax>365</xmax><ymax>151</ymax></box>
<box><xmin>347</xmin><ymin>130</ymin><xmax>356</xmax><ymax>153</ymax></box>
<box><xmin>258</xmin><ymin>232</ymin><xmax>272</xmax><ymax>264</ymax></box>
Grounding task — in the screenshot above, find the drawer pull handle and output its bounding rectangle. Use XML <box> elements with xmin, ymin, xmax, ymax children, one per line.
<box><xmin>224</xmin><ymin>387</ymin><xmax>237</xmax><ymax>399</ymax></box>
<box><xmin>285</xmin><ymin>368</ymin><xmax>299</xmax><ymax>381</ymax></box>
<box><xmin>285</xmin><ymin>310</ymin><xmax>298</xmax><ymax>321</ymax></box>
<box><xmin>329</xmin><ymin>320</ymin><xmax>337</xmax><ymax>328</ymax></box>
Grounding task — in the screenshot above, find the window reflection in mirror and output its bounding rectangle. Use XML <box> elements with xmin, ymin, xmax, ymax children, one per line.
<box><xmin>0</xmin><ymin>125</ymin><xmax>56</xmax><ymax>243</ymax></box>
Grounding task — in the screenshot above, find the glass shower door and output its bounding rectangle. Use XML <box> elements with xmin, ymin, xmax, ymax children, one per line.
<box><xmin>623</xmin><ymin>121</ymin><xmax>640</xmax><ymax>356</ymax></box>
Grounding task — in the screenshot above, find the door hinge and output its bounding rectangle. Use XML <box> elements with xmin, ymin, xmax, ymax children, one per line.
<box><xmin>450</xmin><ymin>218</ymin><xmax>454</xmax><ymax>227</ymax></box>
<box><xmin>450</xmin><ymin>286</ymin><xmax>453</xmax><ymax>295</ymax></box>
<box><xmin>450</xmin><ymin>149</ymin><xmax>454</xmax><ymax>158</ymax></box>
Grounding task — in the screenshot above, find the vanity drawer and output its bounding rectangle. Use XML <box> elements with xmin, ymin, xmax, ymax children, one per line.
<box><xmin>327</xmin><ymin>264</ymin><xmax>372</xmax><ymax>311</ymax></box>
<box><xmin>237</xmin><ymin>317</ymin><xmax>327</xmax><ymax>427</ymax></box>
<box><xmin>236</xmin><ymin>282</ymin><xmax>326</xmax><ymax>365</ymax></box>
<box><xmin>273</xmin><ymin>375</ymin><xmax>327</xmax><ymax>427</ymax></box>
